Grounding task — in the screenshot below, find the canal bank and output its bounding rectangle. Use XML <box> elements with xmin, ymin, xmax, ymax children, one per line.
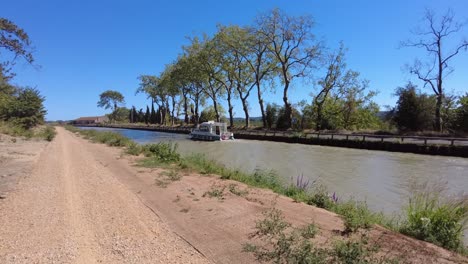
<box><xmin>78</xmin><ymin>124</ymin><xmax>468</xmax><ymax>158</ymax></box>
<box><xmin>68</xmin><ymin>126</ymin><xmax>468</xmax><ymax>259</ymax></box>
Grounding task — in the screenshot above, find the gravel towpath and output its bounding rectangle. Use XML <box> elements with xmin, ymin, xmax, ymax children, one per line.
<box><xmin>0</xmin><ymin>127</ymin><xmax>210</xmax><ymax>264</ymax></box>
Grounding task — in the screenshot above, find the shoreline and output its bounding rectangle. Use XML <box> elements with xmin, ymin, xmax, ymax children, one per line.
<box><xmin>76</xmin><ymin>124</ymin><xmax>468</xmax><ymax>158</ymax></box>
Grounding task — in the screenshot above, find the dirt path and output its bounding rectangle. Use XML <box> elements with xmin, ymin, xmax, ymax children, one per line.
<box><xmin>0</xmin><ymin>128</ymin><xmax>209</xmax><ymax>264</ymax></box>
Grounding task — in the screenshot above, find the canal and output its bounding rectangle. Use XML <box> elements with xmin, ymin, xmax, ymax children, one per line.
<box><xmin>79</xmin><ymin>127</ymin><xmax>468</xmax><ymax>217</ymax></box>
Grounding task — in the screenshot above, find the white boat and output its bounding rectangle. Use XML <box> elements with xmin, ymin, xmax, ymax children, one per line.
<box><xmin>190</xmin><ymin>121</ymin><xmax>234</xmax><ymax>141</ymax></box>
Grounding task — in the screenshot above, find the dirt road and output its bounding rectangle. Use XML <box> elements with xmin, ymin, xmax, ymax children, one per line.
<box><xmin>0</xmin><ymin>127</ymin><xmax>209</xmax><ymax>263</ymax></box>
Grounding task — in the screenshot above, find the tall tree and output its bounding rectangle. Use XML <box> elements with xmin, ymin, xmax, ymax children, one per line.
<box><xmin>0</xmin><ymin>18</ymin><xmax>34</xmax><ymax>80</ymax></box>
<box><xmin>97</xmin><ymin>90</ymin><xmax>125</xmax><ymax>122</ymax></box>
<box><xmin>256</xmin><ymin>8</ymin><xmax>322</xmax><ymax>128</ymax></box>
<box><xmin>402</xmin><ymin>9</ymin><xmax>468</xmax><ymax>131</ymax></box>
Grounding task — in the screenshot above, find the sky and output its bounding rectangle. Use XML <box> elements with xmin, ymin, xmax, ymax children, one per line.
<box><xmin>2</xmin><ymin>0</ymin><xmax>468</xmax><ymax>121</ymax></box>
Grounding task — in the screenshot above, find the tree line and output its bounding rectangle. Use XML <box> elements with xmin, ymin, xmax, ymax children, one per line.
<box><xmin>99</xmin><ymin>8</ymin><xmax>467</xmax><ymax>133</ymax></box>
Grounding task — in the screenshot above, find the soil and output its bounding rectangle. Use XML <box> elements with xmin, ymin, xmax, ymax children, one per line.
<box><xmin>0</xmin><ymin>127</ymin><xmax>466</xmax><ymax>263</ymax></box>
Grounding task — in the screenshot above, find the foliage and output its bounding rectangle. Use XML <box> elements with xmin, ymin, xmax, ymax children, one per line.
<box><xmin>36</xmin><ymin>125</ymin><xmax>56</xmax><ymax>141</ymax></box>
<box><xmin>265</xmin><ymin>103</ymin><xmax>279</xmax><ymax>129</ymax></box>
<box><xmin>97</xmin><ymin>90</ymin><xmax>125</xmax><ymax>110</ymax></box>
<box><xmin>392</xmin><ymin>83</ymin><xmax>435</xmax><ymax>131</ymax></box>
<box><xmin>0</xmin><ymin>18</ymin><xmax>34</xmax><ymax>80</ymax></box>
<box><xmin>399</xmin><ymin>191</ymin><xmax>468</xmax><ymax>252</ymax></box>
<box><xmin>0</xmin><ymin>86</ymin><xmax>46</xmax><ymax>129</ymax></box>
<box><xmin>108</xmin><ymin>107</ymin><xmax>130</xmax><ymax>123</ymax></box>
<box><xmin>142</xmin><ymin>142</ymin><xmax>180</xmax><ymax>163</ymax></box>
<box><xmin>452</xmin><ymin>94</ymin><xmax>468</xmax><ymax>132</ymax></box>
<box><xmin>97</xmin><ymin>90</ymin><xmax>125</xmax><ymax>122</ymax></box>
<box><xmin>333</xmin><ymin>200</ymin><xmax>383</xmax><ymax>233</ymax></box>
<box><xmin>199</xmin><ymin>105</ymin><xmax>226</xmax><ymax>123</ymax></box>
<box><xmin>243</xmin><ymin>208</ymin><xmax>327</xmax><ymax>264</ymax></box>
<box><xmin>244</xmin><ymin>208</ymin><xmax>398</xmax><ymax>264</ymax></box>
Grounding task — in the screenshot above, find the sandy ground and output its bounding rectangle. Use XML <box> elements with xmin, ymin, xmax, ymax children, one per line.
<box><xmin>1</xmin><ymin>127</ymin><xmax>467</xmax><ymax>264</ymax></box>
<box><xmin>0</xmin><ymin>128</ymin><xmax>209</xmax><ymax>264</ymax></box>
<box><xmin>0</xmin><ymin>134</ymin><xmax>47</xmax><ymax>197</ymax></box>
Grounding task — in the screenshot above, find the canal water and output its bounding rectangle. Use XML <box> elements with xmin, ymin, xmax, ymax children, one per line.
<box><xmin>79</xmin><ymin>127</ymin><xmax>468</xmax><ymax>217</ymax></box>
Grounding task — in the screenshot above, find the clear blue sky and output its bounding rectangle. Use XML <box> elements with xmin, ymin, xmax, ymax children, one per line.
<box><xmin>2</xmin><ymin>0</ymin><xmax>468</xmax><ymax>121</ymax></box>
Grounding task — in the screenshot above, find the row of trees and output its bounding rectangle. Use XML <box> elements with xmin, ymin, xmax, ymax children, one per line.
<box><xmin>124</xmin><ymin>8</ymin><xmax>380</xmax><ymax>131</ymax></box>
<box><xmin>0</xmin><ymin>18</ymin><xmax>46</xmax><ymax>129</ymax></box>
<box><xmin>99</xmin><ymin>8</ymin><xmax>466</xmax><ymax>133</ymax></box>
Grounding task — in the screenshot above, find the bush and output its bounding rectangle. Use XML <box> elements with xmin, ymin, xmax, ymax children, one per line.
<box><xmin>306</xmin><ymin>184</ymin><xmax>334</xmax><ymax>209</ymax></box>
<box><xmin>125</xmin><ymin>142</ymin><xmax>142</xmax><ymax>155</ymax></box>
<box><xmin>333</xmin><ymin>200</ymin><xmax>383</xmax><ymax>233</ymax></box>
<box><xmin>244</xmin><ymin>208</ymin><xmax>327</xmax><ymax>264</ymax></box>
<box><xmin>399</xmin><ymin>192</ymin><xmax>468</xmax><ymax>252</ymax></box>
<box><xmin>38</xmin><ymin>126</ymin><xmax>56</xmax><ymax>141</ymax></box>
<box><xmin>142</xmin><ymin>142</ymin><xmax>180</xmax><ymax>163</ymax></box>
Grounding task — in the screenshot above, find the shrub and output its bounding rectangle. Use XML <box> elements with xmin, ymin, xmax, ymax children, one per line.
<box><xmin>333</xmin><ymin>200</ymin><xmax>383</xmax><ymax>233</ymax></box>
<box><xmin>125</xmin><ymin>142</ymin><xmax>142</xmax><ymax>155</ymax></box>
<box><xmin>306</xmin><ymin>184</ymin><xmax>334</xmax><ymax>209</ymax></box>
<box><xmin>244</xmin><ymin>208</ymin><xmax>327</xmax><ymax>264</ymax></box>
<box><xmin>38</xmin><ymin>126</ymin><xmax>56</xmax><ymax>141</ymax></box>
<box><xmin>399</xmin><ymin>192</ymin><xmax>468</xmax><ymax>252</ymax></box>
<box><xmin>142</xmin><ymin>142</ymin><xmax>180</xmax><ymax>163</ymax></box>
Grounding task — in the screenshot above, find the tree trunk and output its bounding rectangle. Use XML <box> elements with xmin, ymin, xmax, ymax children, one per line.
<box><xmin>315</xmin><ymin>102</ymin><xmax>323</xmax><ymax>131</ymax></box>
<box><xmin>212</xmin><ymin>97</ymin><xmax>220</xmax><ymax>122</ymax></box>
<box><xmin>183</xmin><ymin>90</ymin><xmax>189</xmax><ymax>124</ymax></box>
<box><xmin>241</xmin><ymin>98</ymin><xmax>249</xmax><ymax>128</ymax></box>
<box><xmin>171</xmin><ymin>96</ymin><xmax>176</xmax><ymax>126</ymax></box>
<box><xmin>256</xmin><ymin>82</ymin><xmax>267</xmax><ymax>128</ymax></box>
<box><xmin>227</xmin><ymin>90</ymin><xmax>234</xmax><ymax>128</ymax></box>
<box><xmin>194</xmin><ymin>95</ymin><xmax>200</xmax><ymax>125</ymax></box>
<box><xmin>435</xmin><ymin>94</ymin><xmax>443</xmax><ymax>131</ymax></box>
<box><xmin>283</xmin><ymin>80</ymin><xmax>292</xmax><ymax>129</ymax></box>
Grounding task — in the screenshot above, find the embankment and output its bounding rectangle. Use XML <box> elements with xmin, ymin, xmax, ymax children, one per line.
<box><xmin>78</xmin><ymin>124</ymin><xmax>468</xmax><ymax>158</ymax></box>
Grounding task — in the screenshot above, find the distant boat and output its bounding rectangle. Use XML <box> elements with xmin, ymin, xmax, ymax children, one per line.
<box><xmin>190</xmin><ymin>121</ymin><xmax>234</xmax><ymax>141</ymax></box>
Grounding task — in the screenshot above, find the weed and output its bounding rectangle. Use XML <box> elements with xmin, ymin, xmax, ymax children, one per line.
<box><xmin>125</xmin><ymin>142</ymin><xmax>142</xmax><ymax>155</ymax></box>
<box><xmin>300</xmin><ymin>224</ymin><xmax>318</xmax><ymax>239</ymax></box>
<box><xmin>228</xmin><ymin>184</ymin><xmax>249</xmax><ymax>197</ymax></box>
<box><xmin>244</xmin><ymin>208</ymin><xmax>327</xmax><ymax>263</ymax></box>
<box><xmin>203</xmin><ymin>186</ymin><xmax>225</xmax><ymax>200</ymax></box>
<box><xmin>399</xmin><ymin>191</ymin><xmax>468</xmax><ymax>252</ymax></box>
<box><xmin>173</xmin><ymin>195</ymin><xmax>181</xmax><ymax>203</ymax></box>
<box><xmin>333</xmin><ymin>200</ymin><xmax>383</xmax><ymax>233</ymax></box>
<box><xmin>306</xmin><ymin>184</ymin><xmax>334</xmax><ymax>209</ymax></box>
<box><xmin>162</xmin><ymin>170</ymin><xmax>182</xmax><ymax>181</ymax></box>
<box><xmin>37</xmin><ymin>126</ymin><xmax>56</xmax><ymax>141</ymax></box>
<box><xmin>142</xmin><ymin>142</ymin><xmax>180</xmax><ymax>163</ymax></box>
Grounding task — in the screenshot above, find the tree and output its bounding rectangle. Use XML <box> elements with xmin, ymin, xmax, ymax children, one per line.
<box><xmin>199</xmin><ymin>105</ymin><xmax>226</xmax><ymax>123</ymax></box>
<box><xmin>0</xmin><ymin>18</ymin><xmax>34</xmax><ymax>80</ymax></box>
<box><xmin>453</xmin><ymin>93</ymin><xmax>468</xmax><ymax>132</ymax></box>
<box><xmin>1</xmin><ymin>87</ymin><xmax>46</xmax><ymax>129</ymax></box>
<box><xmin>402</xmin><ymin>9</ymin><xmax>468</xmax><ymax>131</ymax></box>
<box><xmin>393</xmin><ymin>83</ymin><xmax>435</xmax><ymax>131</ymax></box>
<box><xmin>97</xmin><ymin>90</ymin><xmax>125</xmax><ymax>122</ymax></box>
<box><xmin>314</xmin><ymin>43</ymin><xmax>347</xmax><ymax>130</ymax></box>
<box><xmin>265</xmin><ymin>103</ymin><xmax>279</xmax><ymax>129</ymax></box>
<box><xmin>256</xmin><ymin>8</ymin><xmax>321</xmax><ymax>128</ymax></box>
